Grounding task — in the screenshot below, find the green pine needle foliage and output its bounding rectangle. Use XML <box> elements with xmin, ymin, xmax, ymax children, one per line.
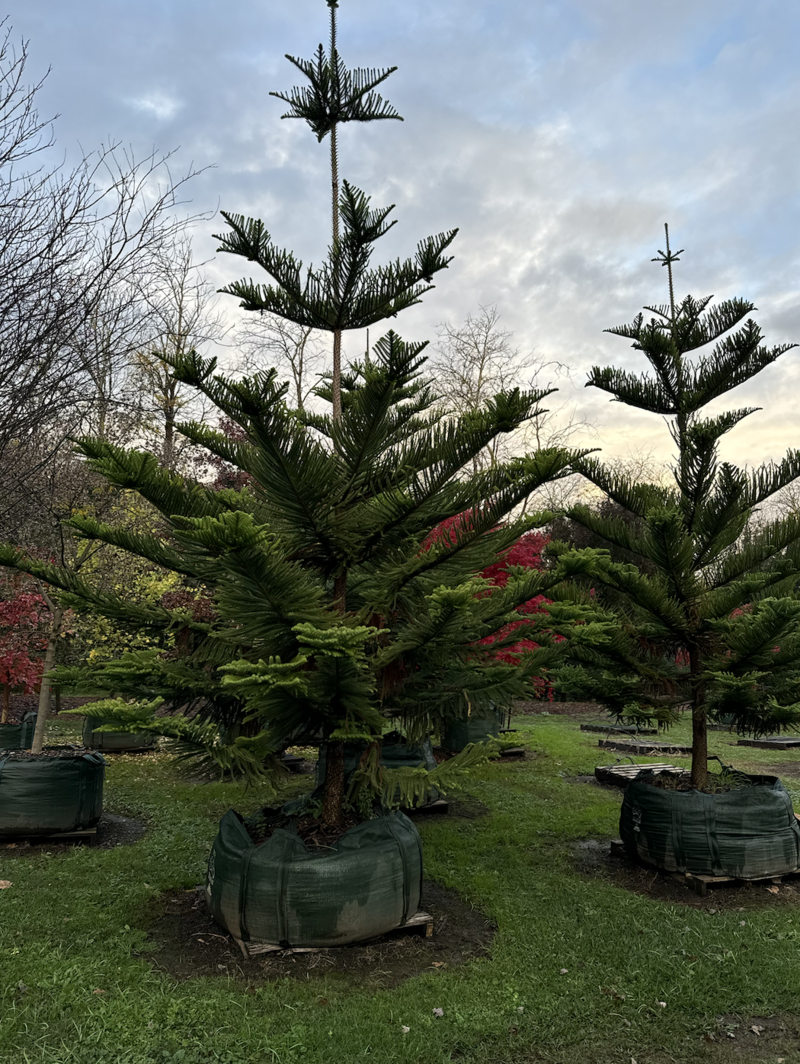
<box><xmin>44</xmin><ymin>335</ymin><xmax>582</xmax><ymax>752</ymax></box>
<box><xmin>0</xmin><ymin>0</ymin><xmax>589</xmax><ymax>814</ymax></box>
<box><xmin>552</xmin><ymin>227</ymin><xmax>800</xmax><ymax>784</ymax></box>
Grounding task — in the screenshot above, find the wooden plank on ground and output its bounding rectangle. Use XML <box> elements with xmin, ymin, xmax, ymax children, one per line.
<box><xmin>595</xmin><ymin>763</ymin><xmax>687</xmax><ymax>787</ymax></box>
<box><xmin>233</xmin><ymin>911</ymin><xmax>435</xmax><ymax>959</ymax></box>
<box><xmin>0</xmin><ymin>826</ymin><xmax>98</xmax><ymax>845</ymax></box>
<box><xmin>598</xmin><ymin>739</ymin><xmax>691</xmax><ymax>756</ymax></box>
<box><xmin>404</xmin><ymin>798</ymin><xmax>449</xmax><ymax>816</ymax></box>
<box><xmin>610</xmin><ymin>841</ymin><xmax>800</xmax><ymax>897</ymax></box>
<box><xmin>737</xmin><ymin>737</ymin><xmax>800</xmax><ymax>749</ymax></box>
<box><xmin>580</xmin><ymin>723</ymin><xmax>657</xmax><ymax>736</ymax></box>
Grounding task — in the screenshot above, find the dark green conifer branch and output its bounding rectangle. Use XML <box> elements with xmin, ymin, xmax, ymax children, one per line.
<box><xmin>559</xmin><ymin>225</ymin><xmax>800</xmax><ymax>787</ymax></box>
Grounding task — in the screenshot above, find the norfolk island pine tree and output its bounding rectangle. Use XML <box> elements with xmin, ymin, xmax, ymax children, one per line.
<box><xmin>549</xmin><ymin>225</ymin><xmax>800</xmax><ymax>790</ymax></box>
<box><xmin>0</xmin><ymin>0</ymin><xmax>600</xmax><ymax>828</ymax></box>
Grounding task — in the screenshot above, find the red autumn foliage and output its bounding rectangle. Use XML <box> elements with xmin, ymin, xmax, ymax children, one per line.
<box><xmin>0</xmin><ymin>582</ymin><xmax>49</xmax><ymax>718</ymax></box>
<box><xmin>424</xmin><ymin>514</ymin><xmax>554</xmax><ymax>698</ymax></box>
<box><xmin>199</xmin><ymin>417</ymin><xmax>254</xmax><ymax>491</ymax></box>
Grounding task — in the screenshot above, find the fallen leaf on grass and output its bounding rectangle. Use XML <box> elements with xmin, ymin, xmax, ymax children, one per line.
<box><xmin>750</xmin><ymin>1025</ymin><xmax>764</xmax><ymax>1036</ymax></box>
<box><xmin>92</xmin><ymin>989</ymin><xmax>105</xmax><ymax>995</ymax></box>
<box><xmin>0</xmin><ymin>881</ymin><xmax>12</xmax><ymax>889</ymax></box>
<box><xmin>432</xmin><ymin>1008</ymin><xmax>444</xmax><ymax>1018</ymax></box>
<box><xmin>601</xmin><ymin>986</ymin><xmax>625</xmax><ymax>1001</ymax></box>
<box><xmin>767</xmin><ymin>886</ymin><xmax>780</xmax><ymax>894</ymax></box>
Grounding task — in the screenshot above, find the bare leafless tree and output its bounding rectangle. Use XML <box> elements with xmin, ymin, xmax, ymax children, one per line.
<box><xmin>0</xmin><ymin>23</ymin><xmax>208</xmax><ymax>462</ymax></box>
<box><xmin>430</xmin><ymin>304</ymin><xmax>595</xmax><ymax>488</ymax></box>
<box><xmin>133</xmin><ymin>237</ymin><xmax>225</xmax><ymax>470</ymax></box>
<box><xmin>235</xmin><ymin>313</ymin><xmax>327</xmax><ymax>414</ymax></box>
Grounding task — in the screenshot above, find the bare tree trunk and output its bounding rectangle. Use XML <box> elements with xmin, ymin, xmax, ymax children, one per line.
<box><xmin>1</xmin><ymin>683</ymin><xmax>8</xmax><ymax>724</ymax></box>
<box><xmin>689</xmin><ymin>645</ymin><xmax>707</xmax><ymax>790</ymax></box>
<box><xmin>321</xmin><ymin>740</ymin><xmax>346</xmax><ymax>830</ymax></box>
<box><xmin>31</xmin><ymin>603</ymin><xmax>64</xmax><ymax>754</ymax></box>
<box><xmin>163</xmin><ymin>378</ymin><xmax>176</xmax><ymax>470</ymax></box>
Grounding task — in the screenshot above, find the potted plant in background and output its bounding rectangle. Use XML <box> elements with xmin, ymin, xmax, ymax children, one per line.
<box><xmin>0</xmin><ymin>579</ymin><xmax>46</xmax><ymax>750</ymax></box>
<box><xmin>550</xmin><ymin>225</ymin><xmax>800</xmax><ymax>879</ymax></box>
<box><xmin>1</xmin><ymin>0</ymin><xmax>594</xmax><ymax>943</ymax></box>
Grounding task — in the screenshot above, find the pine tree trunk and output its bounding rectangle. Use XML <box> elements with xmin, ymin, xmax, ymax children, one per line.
<box><xmin>689</xmin><ymin>645</ymin><xmax>708</xmax><ymax>789</ymax></box>
<box><xmin>31</xmin><ymin>605</ymin><xmax>64</xmax><ymax>755</ymax></box>
<box><xmin>321</xmin><ymin>739</ymin><xmax>346</xmax><ymax>830</ymax></box>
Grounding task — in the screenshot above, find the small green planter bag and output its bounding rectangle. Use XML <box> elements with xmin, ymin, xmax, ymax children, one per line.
<box><xmin>82</xmin><ymin>716</ymin><xmax>158</xmax><ymax>752</ymax></box>
<box><xmin>442</xmin><ymin>711</ymin><xmax>501</xmax><ymax>753</ymax></box>
<box><xmin>0</xmin><ymin>712</ymin><xmax>37</xmax><ymax>751</ymax></box>
<box><xmin>0</xmin><ymin>751</ymin><xmax>106</xmax><ymax>836</ymax></box>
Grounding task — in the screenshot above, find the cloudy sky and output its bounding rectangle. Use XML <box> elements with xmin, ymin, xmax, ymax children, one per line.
<box><xmin>5</xmin><ymin>0</ymin><xmax>800</xmax><ymax>471</ymax></box>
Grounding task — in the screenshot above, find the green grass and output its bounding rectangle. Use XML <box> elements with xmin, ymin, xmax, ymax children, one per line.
<box><xmin>2</xmin><ymin>713</ymin><xmax>800</xmax><ymax>1063</ymax></box>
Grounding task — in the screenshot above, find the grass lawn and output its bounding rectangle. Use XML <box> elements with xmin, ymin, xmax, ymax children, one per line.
<box><xmin>2</xmin><ymin>710</ymin><xmax>800</xmax><ymax>1064</ymax></box>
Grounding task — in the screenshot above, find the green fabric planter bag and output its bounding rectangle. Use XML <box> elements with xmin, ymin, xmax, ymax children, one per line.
<box><xmin>314</xmin><ymin>736</ymin><xmax>440</xmax><ymax>806</ymax></box>
<box><xmin>0</xmin><ymin>712</ymin><xmax>36</xmax><ymax>750</ymax></box>
<box><xmin>442</xmin><ymin>711</ymin><xmax>501</xmax><ymax>752</ymax></box>
<box><xmin>207</xmin><ymin>808</ymin><xmax>423</xmax><ymax>947</ymax></box>
<box><xmin>620</xmin><ymin>771</ymin><xmax>800</xmax><ymax>878</ymax></box>
<box><xmin>0</xmin><ymin>751</ymin><xmax>106</xmax><ymax>836</ymax></box>
<box><xmin>82</xmin><ymin>716</ymin><xmax>157</xmax><ymax>752</ymax></box>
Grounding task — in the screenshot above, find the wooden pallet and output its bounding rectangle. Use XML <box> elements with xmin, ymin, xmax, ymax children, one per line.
<box><xmin>231</xmin><ymin>910</ymin><xmax>434</xmax><ymax>959</ymax></box>
<box><xmin>611</xmin><ymin>825</ymin><xmax>800</xmax><ymax>896</ymax></box>
<box><xmin>737</xmin><ymin>736</ymin><xmax>800</xmax><ymax>750</ymax></box>
<box><xmin>0</xmin><ymin>825</ymin><xmax>98</xmax><ymax>846</ymax></box>
<box><xmin>580</xmin><ymin>723</ymin><xmax>657</xmax><ymax>736</ymax></box>
<box><xmin>682</xmin><ymin>871</ymin><xmax>800</xmax><ymax>897</ymax></box>
<box><xmin>598</xmin><ymin>739</ymin><xmax>691</xmax><ymax>756</ymax></box>
<box><xmin>595</xmin><ymin>762</ymin><xmax>687</xmax><ymax>787</ymax></box>
<box><xmin>404</xmin><ymin>798</ymin><xmax>449</xmax><ymax>816</ymax></box>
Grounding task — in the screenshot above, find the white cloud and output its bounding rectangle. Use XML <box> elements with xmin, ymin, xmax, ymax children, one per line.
<box><xmin>5</xmin><ymin>0</ymin><xmax>800</xmax><ymax>469</ymax></box>
<box><xmin>126</xmin><ymin>91</ymin><xmax>182</xmax><ymax>122</ymax></box>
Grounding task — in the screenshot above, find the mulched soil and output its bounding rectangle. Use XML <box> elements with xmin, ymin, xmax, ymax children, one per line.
<box><xmin>145</xmin><ymin>878</ymin><xmax>495</xmax><ymax>988</ymax></box>
<box><xmin>514</xmin><ymin>698</ymin><xmax>599</xmax><ymax>717</ymax></box>
<box><xmin>243</xmin><ymin>807</ymin><xmax>362</xmax><ymax>849</ymax></box>
<box><xmin>0</xmin><ymin>812</ymin><xmax>147</xmax><ymax>855</ymax></box>
<box><xmin>1</xmin><ymin>694</ymin><xmax>97</xmax><ymax>722</ymax></box>
<box><xmin>572</xmin><ymin>835</ymin><xmax>800</xmax><ymax>912</ymax></box>
<box><xmin>2</xmin><ymin>746</ymin><xmax>93</xmax><ymax>761</ymax></box>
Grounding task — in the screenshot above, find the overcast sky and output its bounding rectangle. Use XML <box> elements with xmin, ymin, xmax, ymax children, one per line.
<box><xmin>5</xmin><ymin>0</ymin><xmax>800</xmax><ymax>471</ymax></box>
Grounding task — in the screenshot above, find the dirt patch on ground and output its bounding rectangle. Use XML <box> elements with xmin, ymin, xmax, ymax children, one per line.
<box><xmin>145</xmin><ymin>878</ymin><xmax>495</xmax><ymax>987</ymax></box>
<box><xmin>409</xmin><ymin>793</ymin><xmax>491</xmax><ymax>820</ymax></box>
<box><xmin>0</xmin><ymin>813</ymin><xmax>147</xmax><ymax>856</ymax></box>
<box><xmin>2</xmin><ymin>694</ymin><xmax>99</xmax><ymax>720</ymax></box>
<box><xmin>573</xmin><ymin>837</ymin><xmax>800</xmax><ymax>912</ymax></box>
<box><xmin>772</xmin><ymin>760</ymin><xmax>800</xmax><ymax>779</ymax></box>
<box><xmin>633</xmin><ymin>1013</ymin><xmax>800</xmax><ymax>1063</ymax></box>
<box><xmin>514</xmin><ymin>699</ymin><xmax>598</xmax><ymax>717</ymax></box>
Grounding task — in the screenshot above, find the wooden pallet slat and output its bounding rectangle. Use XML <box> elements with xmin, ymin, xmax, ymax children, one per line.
<box><xmin>598</xmin><ymin>739</ymin><xmax>692</xmax><ymax>756</ymax></box>
<box><xmin>594</xmin><ymin>763</ymin><xmax>687</xmax><ymax>787</ymax></box>
<box><xmin>580</xmin><ymin>723</ymin><xmax>657</xmax><ymax>736</ymax></box>
<box><xmin>609</xmin><ymin>839</ymin><xmax>800</xmax><ymax>896</ymax></box>
<box><xmin>232</xmin><ymin>910</ymin><xmax>434</xmax><ymax>959</ymax></box>
<box><xmin>737</xmin><ymin>737</ymin><xmax>800</xmax><ymax>749</ymax></box>
<box><xmin>0</xmin><ymin>826</ymin><xmax>98</xmax><ymax>845</ymax></box>
<box><xmin>404</xmin><ymin>798</ymin><xmax>449</xmax><ymax>816</ymax></box>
